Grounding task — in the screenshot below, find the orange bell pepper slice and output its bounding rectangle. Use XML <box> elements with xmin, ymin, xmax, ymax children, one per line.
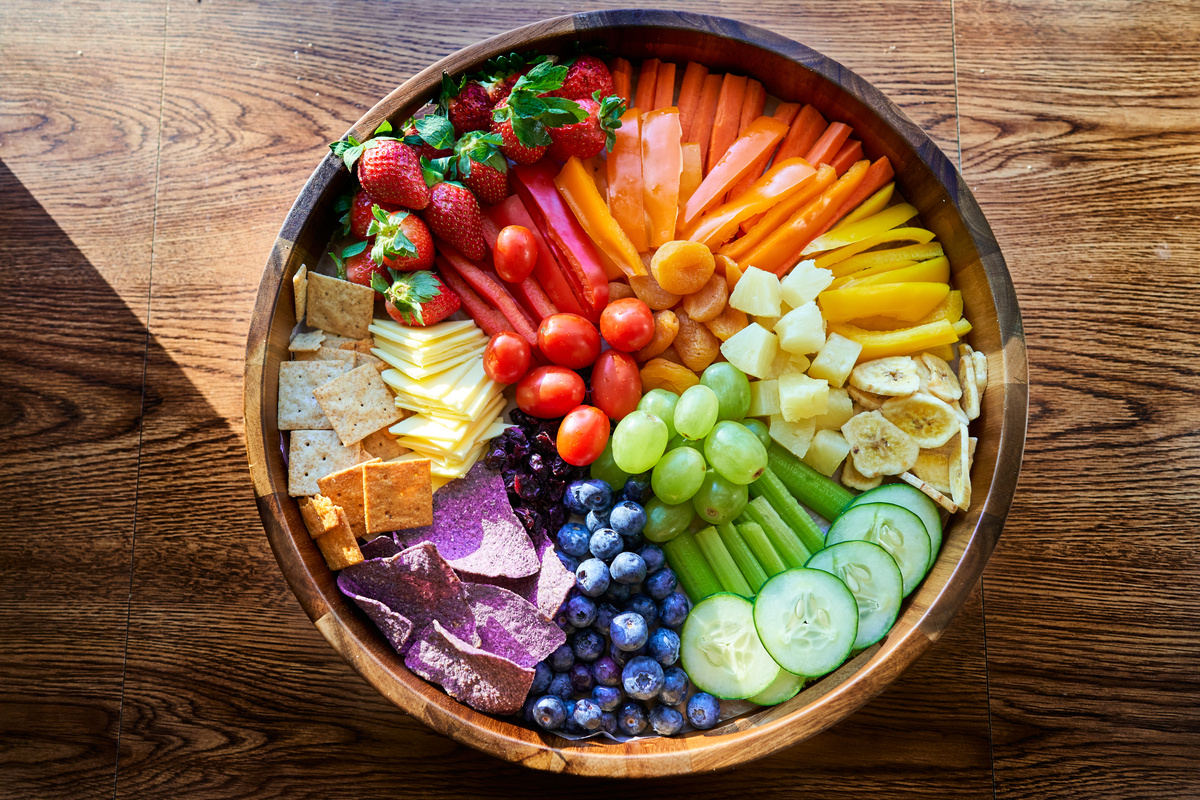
<box><xmin>720</xmin><ymin>164</ymin><xmax>835</xmax><ymax>262</ymax></box>
<box><xmin>607</xmin><ymin>108</ymin><xmax>648</xmax><ymax>252</ymax></box>
<box><xmin>641</xmin><ymin>107</ymin><xmax>683</xmax><ymax>247</ymax></box>
<box><xmin>678</xmin><ymin>142</ymin><xmax>704</xmax><ymax>210</ymax></box>
<box><xmin>679</xmin><ymin>115</ymin><xmax>789</xmax><ymax>228</ymax></box>
<box><xmin>684</xmin><ymin>157</ymin><xmax>817</xmax><ymax>249</ymax></box>
<box><xmin>555</xmin><ymin>156</ymin><xmax>646</xmax><ymax>279</ymax></box>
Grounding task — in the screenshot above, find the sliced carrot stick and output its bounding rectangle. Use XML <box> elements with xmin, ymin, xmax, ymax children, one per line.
<box><xmin>707</xmin><ymin>74</ymin><xmax>749</xmax><ymax>173</ymax></box>
<box><xmin>608</xmin><ymin>108</ymin><xmax>648</xmax><ymax>252</ymax></box>
<box><xmin>634</xmin><ymin>58</ymin><xmax>659</xmax><ymax>115</ymax></box>
<box><xmin>727</xmin><ymin>102</ymin><xmax>802</xmax><ymax>201</ymax></box>
<box><xmin>829</xmin><ymin>139</ymin><xmax>863</xmax><ymax>176</ymax></box>
<box><xmin>809</xmin><ymin>156</ymin><xmax>896</xmax><ymax>239</ymax></box>
<box><xmin>774</xmin><ymin>104</ymin><xmax>827</xmax><ymax>163</ymax></box>
<box><xmin>738</xmin><ymin>79</ymin><xmax>766</xmax><ymax>136</ymax></box>
<box><xmin>681</xmin><ymin>115</ymin><xmax>788</xmax><ymax>228</ymax></box>
<box><xmin>653</xmin><ymin>61</ymin><xmax>677</xmax><ymax>109</ymax></box>
<box><xmin>805</xmin><ymin>121</ymin><xmax>852</xmax><ymax>168</ymax></box>
<box><xmin>720</xmin><ymin>164</ymin><xmax>836</xmax><ymax>262</ymax></box>
<box><xmin>691</xmin><ymin>73</ymin><xmax>723</xmax><ymax>167</ymax></box>
<box><xmin>610</xmin><ymin>57</ymin><xmax>633</xmax><ymax>106</ymax></box>
<box><xmin>676</xmin><ymin>62</ymin><xmax>709</xmax><ymax>141</ymax></box>
<box><xmin>678</xmin><ymin>142</ymin><xmax>704</xmax><ymax>209</ymax></box>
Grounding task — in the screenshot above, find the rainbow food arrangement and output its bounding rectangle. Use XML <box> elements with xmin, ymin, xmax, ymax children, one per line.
<box><xmin>280</xmin><ymin>51</ymin><xmax>989</xmax><ymax>738</ymax></box>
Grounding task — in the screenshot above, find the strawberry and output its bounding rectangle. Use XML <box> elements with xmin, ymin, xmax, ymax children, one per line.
<box><xmin>330</xmin><ymin>242</ymin><xmax>389</xmax><ymax>289</ymax></box>
<box><xmin>421</xmin><ymin>180</ymin><xmax>487</xmax><ymax>261</ymax></box>
<box><xmin>480</xmin><ymin>52</ymin><xmax>542</xmax><ymax>104</ymax></box>
<box><xmin>546</xmin><ymin>93</ymin><xmax>626</xmax><ymax>161</ymax></box>
<box><xmin>371</xmin><ymin>269</ymin><xmax>461</xmax><ymax>327</ymax></box>
<box><xmin>366</xmin><ymin>206</ymin><xmax>435</xmax><ymax>271</ymax></box>
<box><xmin>329</xmin><ymin>121</ymin><xmax>430</xmax><ymax>209</ymax></box>
<box><xmin>453</xmin><ymin>131</ymin><xmax>509</xmax><ymax>205</ymax></box>
<box><xmin>548</xmin><ymin>55</ymin><xmax>614</xmax><ymax>101</ymax></box>
<box><xmin>347</xmin><ymin>190</ymin><xmax>400</xmax><ymax>240</ymax></box>
<box><xmin>489</xmin><ymin>60</ymin><xmax>588</xmax><ymax>165</ymax></box>
<box><xmin>440</xmin><ymin>72</ymin><xmax>494</xmax><ymax>137</ymax></box>
<box><xmin>403</xmin><ymin>123</ymin><xmax>452</xmax><ymax>163</ymax></box>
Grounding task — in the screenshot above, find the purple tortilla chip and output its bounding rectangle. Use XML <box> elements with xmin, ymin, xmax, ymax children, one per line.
<box><xmin>337</xmin><ymin>573</ymin><xmax>416</xmax><ymax>653</ymax></box>
<box><xmin>463</xmin><ymin>583</ymin><xmax>565</xmax><ymax>668</ymax></box>
<box><xmin>405</xmin><ymin>621</ymin><xmax>534</xmax><ymax>715</ymax></box>
<box><xmin>339</xmin><ymin>541</ymin><xmax>478</xmax><ymax>649</ymax></box>
<box><xmin>468</xmin><ymin>546</ymin><xmax>576</xmax><ymax>619</ymax></box>
<box><xmin>398</xmin><ymin>461</ymin><xmax>538</xmax><ymax>580</ymax></box>
<box><xmin>361</xmin><ymin>535</ymin><xmax>402</xmax><ymax>560</ymax></box>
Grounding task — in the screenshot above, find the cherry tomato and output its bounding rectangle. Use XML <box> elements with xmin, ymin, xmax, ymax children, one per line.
<box><xmin>556</xmin><ymin>405</ymin><xmax>611</xmax><ymax>466</ymax></box>
<box><xmin>537</xmin><ymin>313</ymin><xmax>601</xmax><ymax>369</ymax></box>
<box><xmin>590</xmin><ymin>349</ymin><xmax>642</xmax><ymax>421</ymax></box>
<box><xmin>515</xmin><ymin>366</ymin><xmax>586</xmax><ymax>418</ymax></box>
<box><xmin>483</xmin><ymin>331</ymin><xmax>532</xmax><ymax>384</ymax></box>
<box><xmin>494</xmin><ymin>225</ymin><xmax>538</xmax><ymax>283</ymax></box>
<box><xmin>600</xmin><ymin>297</ymin><xmax>655</xmax><ymax>352</ymax></box>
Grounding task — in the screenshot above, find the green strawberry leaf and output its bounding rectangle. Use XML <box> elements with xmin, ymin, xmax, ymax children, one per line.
<box><xmin>374</xmin><ymin>119</ymin><xmax>394</xmax><ymax>135</ymax></box>
<box><xmin>329</xmin><ymin>136</ymin><xmax>365</xmax><ymax>172</ymax></box>
<box><xmin>376</xmin><ymin>269</ymin><xmax>443</xmax><ymax>325</ymax></box>
<box><xmin>414</xmin><ymin>114</ymin><xmax>456</xmax><ymax>150</ymax></box>
<box><xmin>420</xmin><ymin>155</ymin><xmax>456</xmax><ymax>186</ymax></box>
<box><xmin>511</xmin><ymin>59</ymin><xmax>568</xmax><ymax>95</ymax></box>
<box><xmin>334</xmin><ymin>192</ymin><xmax>354</xmax><ymax>237</ymax></box>
<box><xmin>367</xmin><ymin>208</ymin><xmax>418</xmax><ymax>264</ymax></box>
<box><xmin>342</xmin><ymin>240</ymin><xmax>368</xmax><ymax>258</ymax></box>
<box><xmin>596</xmin><ymin>92</ymin><xmax>627</xmax><ymax>150</ymax></box>
<box><xmin>507</xmin><ymin>91</ymin><xmax>547</xmax><ymax>119</ymax></box>
<box><xmin>542</xmin><ymin>96</ymin><xmax>588</xmax><ymax>124</ymax></box>
<box><xmin>439</xmin><ymin>71</ymin><xmax>466</xmax><ymax>106</ymax></box>
<box><xmin>511</xmin><ymin>116</ymin><xmax>551</xmax><ymax>148</ymax></box>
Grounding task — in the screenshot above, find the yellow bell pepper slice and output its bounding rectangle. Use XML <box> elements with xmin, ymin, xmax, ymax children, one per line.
<box><xmin>684</xmin><ymin>157</ymin><xmax>817</xmax><ymax>249</ymax></box>
<box><xmin>832</xmin><ymin>182</ymin><xmax>894</xmax><ymax>229</ymax></box>
<box><xmin>838</xmin><ymin>256</ymin><xmax>950</xmax><ymax>289</ymax></box>
<box><xmin>851</xmin><ymin>289</ymin><xmax>963</xmax><ymax>330</ymax></box>
<box><xmin>826</xmin><ymin>240</ymin><xmax>944</xmax><ymax>278</ymax></box>
<box><xmin>818</xmin><ymin>282</ymin><xmax>950</xmax><ymax>323</ymax></box>
<box><xmin>830</xmin><ymin>319</ymin><xmax>961</xmax><ymax>362</ymax></box>
<box><xmin>830</xmin><ymin>261</ymin><xmax>916</xmax><ymax>290</ymax></box>
<box><xmin>916</xmin><ymin>343</ymin><xmax>956</xmax><ymax>361</ymax></box>
<box><xmin>813</xmin><ymin>228</ymin><xmax>937</xmax><ymax>273</ymax></box>
<box><xmin>801</xmin><ymin>202</ymin><xmax>918</xmax><ymax>256</ymax></box>
<box><xmin>555</xmin><ymin>156</ymin><xmax>646</xmax><ymax>278</ymax></box>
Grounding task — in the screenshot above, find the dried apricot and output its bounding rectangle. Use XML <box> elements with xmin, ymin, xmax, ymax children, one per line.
<box><xmin>640</xmin><ymin>358</ymin><xmax>700</xmax><ymax>395</ymax></box>
<box><xmin>630</xmin><ymin>274</ymin><xmax>682</xmax><ymax>310</ymax></box>
<box><xmin>681</xmin><ymin>272</ymin><xmax>729</xmax><ymax>323</ymax></box>
<box><xmin>635</xmin><ymin>309</ymin><xmax>679</xmax><ymax>362</ymax></box>
<box><xmin>657</xmin><ymin>345</ymin><xmax>684</xmax><ymax>365</ymax></box>
<box><xmin>650</xmin><ymin>240</ymin><xmax>716</xmax><ymax>295</ymax></box>
<box><xmin>705</xmin><ymin>305</ymin><xmax>750</xmax><ymax>342</ymax></box>
<box><xmin>608</xmin><ymin>281</ymin><xmax>636</xmax><ymax>302</ymax></box>
<box><xmin>719</xmin><ymin>255</ymin><xmax>743</xmax><ymax>291</ymax></box>
<box><xmin>673</xmin><ymin>309</ymin><xmax>722</xmax><ymax>372</ymax></box>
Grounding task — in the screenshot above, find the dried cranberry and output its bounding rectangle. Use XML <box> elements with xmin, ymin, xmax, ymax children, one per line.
<box><xmin>529</xmin><ymin>453</ymin><xmax>547</xmax><ymax>476</ymax></box>
<box><xmin>533</xmin><ymin>430</ymin><xmax>556</xmax><ymax>455</ymax></box>
<box><xmin>484</xmin><ymin>447</ymin><xmax>506</xmax><ymax>470</ymax></box>
<box><xmin>514</xmin><ymin>474</ymin><xmax>542</xmax><ymax>501</ymax></box>
<box><xmin>551</xmin><ymin>456</ymin><xmax>572</xmax><ymax>477</ymax></box>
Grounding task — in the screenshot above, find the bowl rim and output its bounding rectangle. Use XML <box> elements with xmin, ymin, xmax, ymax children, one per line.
<box><xmin>244</xmin><ymin>8</ymin><xmax>1028</xmax><ymax>777</ymax></box>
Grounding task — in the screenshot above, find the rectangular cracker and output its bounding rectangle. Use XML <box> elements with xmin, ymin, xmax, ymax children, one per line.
<box><xmin>278</xmin><ymin>360</ymin><xmax>352</xmax><ymax>430</ymax></box>
<box><xmin>306</xmin><ymin>272</ymin><xmax>375</xmax><ymax>339</ymax></box>
<box><xmin>293</xmin><ymin>264</ymin><xmax>308</xmax><ymax>322</ymax></box>
<box><xmin>361</xmin><ymin>428</ymin><xmax>411</xmax><ymax>462</ymax></box>
<box><xmin>356</xmin><ymin>351</ymin><xmax>388</xmax><ymax>372</ymax></box>
<box><xmin>363</xmin><ymin>458</ymin><xmax>433</xmax><ymax>534</ymax></box>
<box><xmin>317</xmin><ymin>458</ymin><xmax>379</xmax><ymax>538</ymax></box>
<box><xmin>315</xmin><ymin>507</ymin><xmax>364</xmax><ymax>570</ymax></box>
<box><xmin>288</xmin><ymin>330</ymin><xmax>326</xmax><ymax>352</ymax></box>
<box><xmin>337</xmin><ymin>338</ymin><xmax>376</xmax><ymax>354</ymax></box>
<box><xmin>287</xmin><ymin>431</ymin><xmax>363</xmax><ymax>497</ymax></box>
<box><xmin>299</xmin><ymin>494</ymin><xmax>342</xmax><ymax>539</ymax></box>
<box><xmin>292</xmin><ymin>346</ymin><xmax>357</xmax><ymax>365</ymax></box>
<box><xmin>312</xmin><ymin>364</ymin><xmax>402</xmax><ymax>447</ymax></box>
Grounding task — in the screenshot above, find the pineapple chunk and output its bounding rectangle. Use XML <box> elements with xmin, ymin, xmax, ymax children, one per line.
<box><xmin>812</xmin><ymin>387</ymin><xmax>855</xmax><ymax>431</ymax></box>
<box><xmin>765</xmin><ymin>349</ymin><xmax>810</xmax><ymax>380</ymax></box>
<box><xmin>748</xmin><ymin>380</ymin><xmax>781</xmax><ymax>417</ymax></box>
<box><xmin>728</xmin><ymin>266</ymin><xmax>782</xmax><ymax>317</ymax></box>
<box><xmin>720</xmin><ymin>323</ymin><xmax>778</xmax><ymax>379</ymax></box>
<box><xmin>775</xmin><ymin>302</ymin><xmax>826</xmax><ymax>355</ymax></box>
<box><xmin>779</xmin><ymin>373</ymin><xmax>830</xmax><ymax>421</ymax></box>
<box><xmin>807</xmin><ymin>332</ymin><xmax>863</xmax><ymax>388</ymax></box>
<box><xmin>780</xmin><ymin>259</ymin><xmax>834</xmax><ymax>307</ymax></box>
<box><xmin>769</xmin><ymin>414</ymin><xmax>816</xmax><ymax>459</ymax></box>
<box><xmin>754</xmin><ymin>303</ymin><xmax>792</xmax><ymax>334</ymax></box>
<box><xmin>802</xmin><ymin>429</ymin><xmax>851</xmax><ymax>476</ymax></box>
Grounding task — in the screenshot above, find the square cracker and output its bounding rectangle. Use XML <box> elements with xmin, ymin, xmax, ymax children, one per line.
<box><xmin>293</xmin><ymin>264</ymin><xmax>308</xmax><ymax>322</ymax></box>
<box><xmin>361</xmin><ymin>428</ymin><xmax>410</xmax><ymax>462</ymax></box>
<box><xmin>363</xmin><ymin>459</ymin><xmax>433</xmax><ymax>534</ymax></box>
<box><xmin>287</xmin><ymin>431</ymin><xmax>363</xmax><ymax>497</ymax></box>
<box><xmin>278</xmin><ymin>360</ymin><xmax>352</xmax><ymax>430</ymax></box>
<box><xmin>312</xmin><ymin>364</ymin><xmax>402</xmax><ymax>447</ymax></box>
<box><xmin>338</xmin><ymin>338</ymin><xmax>375</xmax><ymax>354</ymax></box>
<box><xmin>299</xmin><ymin>494</ymin><xmax>341</xmax><ymax>539</ymax></box>
<box><xmin>356</xmin><ymin>351</ymin><xmax>388</xmax><ymax>373</ymax></box>
<box><xmin>306</xmin><ymin>272</ymin><xmax>374</xmax><ymax>339</ymax></box>
<box><xmin>292</xmin><ymin>346</ymin><xmax>356</xmax><ymax>365</ymax></box>
<box><xmin>317</xmin><ymin>458</ymin><xmax>380</xmax><ymax>538</ymax></box>
<box><xmin>289</xmin><ymin>330</ymin><xmax>326</xmax><ymax>352</ymax></box>
<box><xmin>314</xmin><ymin>507</ymin><xmax>364</xmax><ymax>570</ymax></box>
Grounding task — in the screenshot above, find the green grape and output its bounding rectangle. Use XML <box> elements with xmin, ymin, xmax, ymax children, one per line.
<box><xmin>611</xmin><ymin>410</ymin><xmax>669</xmax><ymax>474</ymax></box>
<box><xmin>668</xmin><ymin>434</ymin><xmax>703</xmax><ymax>452</ymax></box>
<box><xmin>590</xmin><ymin>439</ymin><xmax>631</xmax><ymax>488</ymax></box>
<box><xmin>700</xmin><ymin>362</ymin><xmax>751</xmax><ymax>421</ymax></box>
<box><xmin>742</xmin><ymin>417</ymin><xmax>771</xmax><ymax>450</ymax></box>
<box><xmin>674</xmin><ymin>384</ymin><xmax>719</xmax><ymax>440</ymax></box>
<box><xmin>637</xmin><ymin>388</ymin><xmax>679</xmax><ymax>440</ymax></box>
<box><xmin>704</xmin><ymin>420</ymin><xmax>769</xmax><ymax>485</ymax></box>
<box><xmin>651</xmin><ymin>446</ymin><xmax>707</xmax><ymax>504</ymax></box>
<box><xmin>692</xmin><ymin>469</ymin><xmax>750</xmax><ymax>525</ymax></box>
<box><xmin>642</xmin><ymin>497</ymin><xmax>696</xmax><ymax>543</ymax></box>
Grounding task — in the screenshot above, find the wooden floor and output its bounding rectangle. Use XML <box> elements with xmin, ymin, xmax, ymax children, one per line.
<box><xmin>1</xmin><ymin>1</ymin><xmax>1197</xmax><ymax>797</ymax></box>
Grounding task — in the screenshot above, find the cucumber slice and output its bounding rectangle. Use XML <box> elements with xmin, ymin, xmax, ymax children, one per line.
<box><xmin>826</xmin><ymin>503</ymin><xmax>930</xmax><ymax>597</ymax></box>
<box><xmin>753</xmin><ymin>569</ymin><xmax>858</xmax><ymax>678</ymax></box>
<box><xmin>748</xmin><ymin>669</ymin><xmax>806</xmax><ymax>706</ymax></box>
<box><xmin>846</xmin><ymin>483</ymin><xmax>942</xmax><ymax>570</ymax></box>
<box><xmin>680</xmin><ymin>593</ymin><xmax>781</xmax><ymax>699</ymax></box>
<box><xmin>806</xmin><ymin>541</ymin><xmax>903</xmax><ymax>649</ymax></box>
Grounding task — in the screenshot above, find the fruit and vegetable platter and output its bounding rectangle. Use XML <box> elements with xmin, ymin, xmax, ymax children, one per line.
<box><xmin>279</xmin><ymin>49</ymin><xmax>990</xmax><ymax>740</ymax></box>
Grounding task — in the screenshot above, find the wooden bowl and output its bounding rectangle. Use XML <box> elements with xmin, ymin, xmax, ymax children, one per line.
<box><xmin>244</xmin><ymin>9</ymin><xmax>1028</xmax><ymax>777</ymax></box>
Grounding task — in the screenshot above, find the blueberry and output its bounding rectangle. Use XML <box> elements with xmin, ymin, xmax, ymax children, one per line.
<box><xmin>610</xmin><ymin>612</ymin><xmax>649</xmax><ymax>651</ymax></box>
<box><xmin>589</xmin><ymin>528</ymin><xmax>624</xmax><ymax>561</ymax></box>
<box><xmin>571</xmin><ymin>628</ymin><xmax>605</xmax><ymax>663</ymax></box>
<box><xmin>610</xmin><ymin>552</ymin><xmax>647</xmax><ymax>585</ymax></box>
<box><xmin>573</xmin><ymin>698</ymin><xmax>604</xmax><ymax>731</ymax></box>
<box><xmin>626</xmin><ymin>593</ymin><xmax>658</xmax><ymax>626</ymax></box>
<box><xmin>533</xmin><ymin>695</ymin><xmax>567</xmax><ymax>730</ymax></box>
<box><xmin>599</xmin><ymin>711</ymin><xmax>618</xmax><ymax>735</ymax></box>
<box><xmin>623</xmin><ymin>474</ymin><xmax>652</xmax><ymax>504</ymax></box>
<box><xmin>579</xmin><ymin>478</ymin><xmax>613</xmax><ymax>511</ymax></box>
<box><xmin>608</xmin><ymin>500</ymin><xmax>647</xmax><ymax>538</ymax></box>
<box><xmin>687</xmin><ymin>692</ymin><xmax>721</xmax><ymax>730</ymax></box>
<box><xmin>602</xmin><ymin>581</ymin><xmax>633</xmax><ymax>605</ymax></box>
<box><xmin>592</xmin><ymin>603</ymin><xmax>619</xmax><ymax>636</ymax></box>
<box><xmin>521</xmin><ymin>695</ymin><xmax>539</xmax><ymax>724</ymax></box>
<box><xmin>647</xmin><ymin>627</ymin><xmax>681</xmax><ymax>667</ymax></box>
<box><xmin>622</xmin><ymin>655</ymin><xmax>666</xmax><ymax>701</ymax></box>
<box><xmin>658</xmin><ymin>591</ymin><xmax>690</xmax><ymax>629</ymax></box>
<box><xmin>648</xmin><ymin>705</ymin><xmax>684</xmax><ymax>736</ymax></box>
<box><xmin>563</xmin><ymin>481</ymin><xmax>591</xmax><ymax>515</ymax></box>
<box><xmin>592</xmin><ymin>685</ymin><xmax>623</xmax><ymax>712</ymax></box>
<box><xmin>591</xmin><ymin>656</ymin><xmax>622</xmax><ymax>687</ymax></box>
<box><xmin>556</xmin><ymin>522</ymin><xmax>591</xmax><ymax>557</ymax></box>
<box><xmin>569</xmin><ymin>662</ymin><xmax>595</xmax><ymax>693</ymax></box>
<box><xmin>645</xmin><ymin>567</ymin><xmax>678</xmax><ymax>600</ymax></box>
<box><xmin>659</xmin><ymin>666</ymin><xmax>689</xmax><ymax>706</ymax></box>
<box><xmin>617</xmin><ymin>700</ymin><xmax>648</xmax><ymax>736</ymax></box>
<box><xmin>547</xmin><ymin>672</ymin><xmax>573</xmax><ymax>700</ymax></box>
<box><xmin>529</xmin><ymin>661</ymin><xmax>553</xmax><ymax>696</ymax></box>
<box><xmin>608</xmin><ymin>639</ymin><xmax>646</xmax><ymax>666</ymax></box>
<box><xmin>556</xmin><ymin>551</ymin><xmax>580</xmax><ymax>574</ymax></box>
<box><xmin>585</xmin><ymin>508</ymin><xmax>610</xmax><ymax>533</ymax></box>
<box><xmin>563</xmin><ymin>713</ymin><xmax>585</xmax><ymax>734</ymax></box>
<box><xmin>638</xmin><ymin>544</ymin><xmax>666</xmax><ymax>575</ymax></box>
<box><xmin>575</xmin><ymin>558</ymin><xmax>610</xmax><ymax>597</ymax></box>
<box><xmin>622</xmin><ymin>532</ymin><xmax>646</xmax><ymax>552</ymax></box>
<box><xmin>565</xmin><ymin>595</ymin><xmax>598</xmax><ymax>628</ymax></box>
<box><xmin>548</xmin><ymin>643</ymin><xmax>575</xmax><ymax>672</ymax></box>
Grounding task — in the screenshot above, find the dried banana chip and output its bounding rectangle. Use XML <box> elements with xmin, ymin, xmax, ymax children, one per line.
<box><xmin>947</xmin><ymin>422</ymin><xmax>972</xmax><ymax>510</ymax></box>
<box><xmin>880</xmin><ymin>392</ymin><xmax>960</xmax><ymax>449</ymax></box>
<box><xmin>972</xmin><ymin>350</ymin><xmax>988</xmax><ymax>393</ymax></box>
<box><xmin>847</xmin><ymin>385</ymin><xmax>888</xmax><ymax>411</ymax></box>
<box><xmin>917</xmin><ymin>353</ymin><xmax>962</xmax><ymax>403</ymax></box>
<box><xmin>841</xmin><ymin>455</ymin><xmax>882</xmax><ymax>491</ymax></box>
<box><xmin>841</xmin><ymin>410</ymin><xmax>920</xmax><ymax>478</ymax></box>
<box><xmin>959</xmin><ymin>355</ymin><xmax>980</xmax><ymax>421</ymax></box>
<box><xmin>949</xmin><ymin>399</ymin><xmax>970</xmax><ymax>425</ymax></box>
<box><xmin>911</xmin><ymin>446</ymin><xmax>953</xmax><ymax>495</ymax></box>
<box><xmin>900</xmin><ymin>472</ymin><xmax>957</xmax><ymax>514</ymax></box>
<box><xmin>849</xmin><ymin>356</ymin><xmax>921</xmax><ymax>396</ymax></box>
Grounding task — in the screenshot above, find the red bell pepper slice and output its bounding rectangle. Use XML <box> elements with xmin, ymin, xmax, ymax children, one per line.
<box><xmin>436</xmin><ymin>243</ymin><xmax>540</xmax><ymax>349</ymax></box>
<box><xmin>485</xmin><ymin>196</ymin><xmax>586</xmax><ymax>319</ymax></box>
<box><xmin>436</xmin><ymin>264</ymin><xmax>511</xmax><ymax>337</ymax></box>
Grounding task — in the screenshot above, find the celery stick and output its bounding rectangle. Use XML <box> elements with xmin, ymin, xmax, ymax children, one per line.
<box><xmin>768</xmin><ymin>442</ymin><xmax>854</xmax><ymax>521</ymax></box>
<box><xmin>743</xmin><ymin>496</ymin><xmax>811</xmax><ymax>569</ymax></box>
<box><xmin>736</xmin><ymin>521</ymin><xmax>789</xmax><ymax>577</ymax></box>
<box><xmin>695</xmin><ymin>525</ymin><xmax>753</xmax><ymax>597</ymax></box>
<box><xmin>718</xmin><ymin>521</ymin><xmax>769</xmax><ymax>592</ymax></box>
<box><xmin>751</xmin><ymin>468</ymin><xmax>826</xmax><ymax>554</ymax></box>
<box><xmin>662</xmin><ymin>530</ymin><xmax>723</xmax><ymax>601</ymax></box>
